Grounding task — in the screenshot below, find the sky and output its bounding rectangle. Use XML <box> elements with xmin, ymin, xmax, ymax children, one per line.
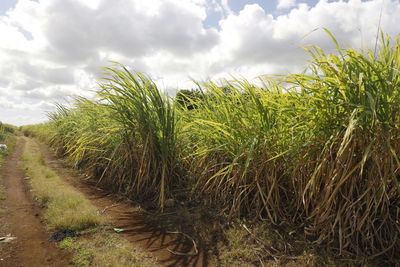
<box><xmin>0</xmin><ymin>0</ymin><xmax>399</xmax><ymax>126</ymax></box>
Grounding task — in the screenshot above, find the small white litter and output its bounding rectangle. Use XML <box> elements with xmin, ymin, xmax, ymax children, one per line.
<box><xmin>0</xmin><ymin>144</ymin><xmax>7</xmax><ymax>151</ymax></box>
<box><xmin>0</xmin><ymin>234</ymin><xmax>17</xmax><ymax>243</ymax></box>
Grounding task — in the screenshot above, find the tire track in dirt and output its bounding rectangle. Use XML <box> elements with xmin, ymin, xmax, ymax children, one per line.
<box><xmin>35</xmin><ymin>138</ymin><xmax>208</xmax><ymax>267</ymax></box>
<box><xmin>0</xmin><ymin>137</ymin><xmax>72</xmax><ymax>267</ymax></box>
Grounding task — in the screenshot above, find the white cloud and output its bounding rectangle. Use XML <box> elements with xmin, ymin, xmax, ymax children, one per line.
<box><xmin>220</xmin><ymin>0</ymin><xmax>233</xmax><ymax>16</ymax></box>
<box><xmin>0</xmin><ymin>0</ymin><xmax>400</xmax><ymax>126</ymax></box>
<box><xmin>277</xmin><ymin>0</ymin><xmax>296</xmax><ymax>10</ymax></box>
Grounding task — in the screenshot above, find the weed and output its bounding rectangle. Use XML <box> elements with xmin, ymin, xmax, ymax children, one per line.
<box><xmin>220</xmin><ymin>226</ymin><xmax>257</xmax><ymax>263</ymax></box>
<box><xmin>60</xmin><ymin>230</ymin><xmax>155</xmax><ymax>267</ymax></box>
<box><xmin>0</xmin><ymin>189</ymin><xmax>6</xmax><ymax>200</ymax></box>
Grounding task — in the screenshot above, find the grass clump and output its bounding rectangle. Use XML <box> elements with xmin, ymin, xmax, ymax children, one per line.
<box><xmin>60</xmin><ymin>229</ymin><xmax>155</xmax><ymax>267</ymax></box>
<box><xmin>218</xmin><ymin>225</ymin><xmax>258</xmax><ymax>265</ymax></box>
<box><xmin>0</xmin><ymin>187</ymin><xmax>5</xmax><ymax>201</ymax></box>
<box><xmin>22</xmin><ymin>137</ymin><xmax>104</xmax><ymax>231</ymax></box>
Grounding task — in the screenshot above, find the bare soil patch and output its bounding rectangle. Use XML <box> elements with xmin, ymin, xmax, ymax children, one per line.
<box><xmin>0</xmin><ymin>137</ymin><xmax>72</xmax><ymax>266</ymax></box>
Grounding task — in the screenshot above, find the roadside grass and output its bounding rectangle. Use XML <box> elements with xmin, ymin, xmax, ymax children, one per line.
<box><xmin>22</xmin><ymin>137</ymin><xmax>156</xmax><ymax>266</ymax></box>
<box><xmin>216</xmin><ymin>222</ymin><xmax>340</xmax><ymax>267</ymax></box>
<box><xmin>0</xmin><ymin>134</ymin><xmax>17</xmax><ymax>200</ymax></box>
<box><xmin>0</xmin><ymin>143</ymin><xmax>7</xmax><ymax>204</ymax></box>
<box><xmin>22</xmin><ymin>137</ymin><xmax>104</xmax><ymax>231</ymax></box>
<box><xmin>61</xmin><ymin>229</ymin><xmax>155</xmax><ymax>267</ymax></box>
<box><xmin>0</xmin><ymin>128</ymin><xmax>17</xmax><ymax>259</ymax></box>
<box><xmin>218</xmin><ymin>225</ymin><xmax>259</xmax><ymax>265</ymax></box>
<box><xmin>141</xmin><ymin>207</ymin><xmax>338</xmax><ymax>266</ymax></box>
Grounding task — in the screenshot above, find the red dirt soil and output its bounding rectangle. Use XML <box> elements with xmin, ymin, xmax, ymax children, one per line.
<box><xmin>0</xmin><ymin>137</ymin><xmax>72</xmax><ymax>267</ymax></box>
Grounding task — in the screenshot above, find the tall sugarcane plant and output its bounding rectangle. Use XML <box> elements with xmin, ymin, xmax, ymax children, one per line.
<box><xmin>23</xmin><ymin>31</ymin><xmax>400</xmax><ymax>262</ymax></box>
<box><xmin>98</xmin><ymin>63</ymin><xmax>177</xmax><ymax>209</ymax></box>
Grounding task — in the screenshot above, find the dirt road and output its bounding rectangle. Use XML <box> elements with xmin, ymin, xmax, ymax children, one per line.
<box><xmin>0</xmin><ymin>136</ymin><xmax>207</xmax><ymax>266</ymax></box>
<box><xmin>0</xmin><ymin>137</ymin><xmax>72</xmax><ymax>266</ymax></box>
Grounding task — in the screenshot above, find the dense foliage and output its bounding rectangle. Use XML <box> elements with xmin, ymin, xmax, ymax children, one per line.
<box><xmin>23</xmin><ymin>32</ymin><xmax>400</xmax><ymax>262</ymax></box>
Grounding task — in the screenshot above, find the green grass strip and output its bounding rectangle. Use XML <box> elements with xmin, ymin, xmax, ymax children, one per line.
<box><xmin>22</xmin><ymin>137</ymin><xmax>104</xmax><ymax>231</ymax></box>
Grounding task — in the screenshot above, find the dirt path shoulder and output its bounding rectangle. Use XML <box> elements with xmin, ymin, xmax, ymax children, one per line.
<box><xmin>36</xmin><ymin>139</ymin><xmax>207</xmax><ymax>267</ymax></box>
<box><xmin>0</xmin><ymin>137</ymin><xmax>72</xmax><ymax>267</ymax></box>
